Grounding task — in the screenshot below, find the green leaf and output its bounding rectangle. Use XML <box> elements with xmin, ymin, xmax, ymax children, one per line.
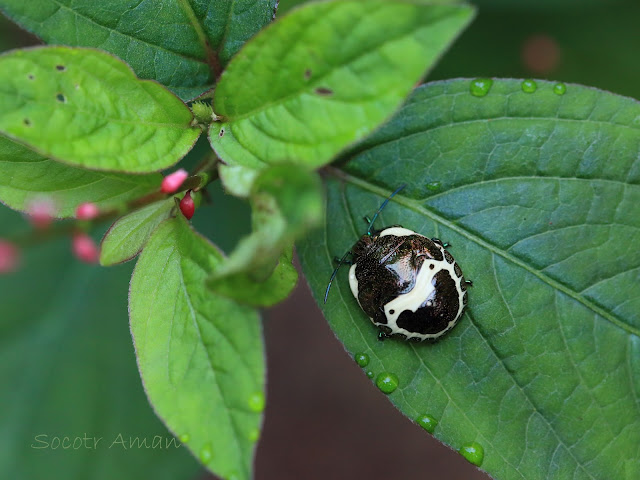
<box><xmin>129</xmin><ymin>216</ymin><xmax>264</xmax><ymax>480</ymax></box>
<box><xmin>0</xmin><ymin>0</ymin><xmax>278</xmax><ymax>100</ymax></box>
<box><xmin>0</xmin><ymin>134</ymin><xmax>161</xmax><ymax>218</ymax></box>
<box><xmin>209</xmin><ymin>0</ymin><xmax>475</xmax><ymax>195</ymax></box>
<box><xmin>209</xmin><ymin>247</ymin><xmax>298</xmax><ymax>307</ymax></box>
<box><xmin>100</xmin><ymin>198</ymin><xmax>176</xmax><ymax>266</ymax></box>
<box><xmin>0</xmin><ymin>46</ymin><xmax>200</xmax><ymax>173</ymax></box>
<box><xmin>207</xmin><ymin>164</ymin><xmax>322</xmax><ymax>305</ymax></box>
<box><xmin>298</xmin><ymin>79</ymin><xmax>640</xmax><ymax>479</ymax></box>
<box><xmin>0</xmin><ymin>208</ymin><xmax>199</xmax><ymax>480</ymax></box>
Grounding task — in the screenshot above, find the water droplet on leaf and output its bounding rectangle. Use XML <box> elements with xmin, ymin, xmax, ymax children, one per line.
<box><xmin>354</xmin><ymin>352</ymin><xmax>370</xmax><ymax>367</ymax></box>
<box><xmin>366</xmin><ymin>370</ymin><xmax>374</xmax><ymax>379</ymax></box>
<box><xmin>426</xmin><ymin>181</ymin><xmax>441</xmax><ymax>191</ymax></box>
<box><xmin>248</xmin><ymin>391</ymin><xmax>265</xmax><ymax>412</ymax></box>
<box><xmin>200</xmin><ymin>444</ymin><xmax>213</xmax><ymax>463</ymax></box>
<box><xmin>416</xmin><ymin>414</ymin><xmax>438</xmax><ymax>433</ymax></box>
<box><xmin>521</xmin><ymin>79</ymin><xmax>537</xmax><ymax>93</ymax></box>
<box><xmin>179</xmin><ymin>433</ymin><xmax>190</xmax><ymax>443</ymax></box>
<box><xmin>470</xmin><ymin>78</ymin><xmax>493</xmax><ymax>97</ymax></box>
<box><xmin>459</xmin><ymin>441</ymin><xmax>484</xmax><ymax>466</ymax></box>
<box><xmin>375</xmin><ymin>372</ymin><xmax>399</xmax><ymax>394</ymax></box>
<box><xmin>248</xmin><ymin>428</ymin><xmax>260</xmax><ymax>442</ymax></box>
<box><xmin>553</xmin><ymin>83</ymin><xmax>566</xmax><ymax>95</ymax></box>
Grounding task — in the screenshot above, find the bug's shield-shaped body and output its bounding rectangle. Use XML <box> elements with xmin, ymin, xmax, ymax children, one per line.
<box><xmin>348</xmin><ymin>227</ymin><xmax>468</xmax><ymax>341</ymax></box>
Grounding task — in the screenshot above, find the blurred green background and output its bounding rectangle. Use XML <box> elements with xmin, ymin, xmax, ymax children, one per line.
<box><xmin>1</xmin><ymin>0</ymin><xmax>638</xmax><ymax>479</ymax></box>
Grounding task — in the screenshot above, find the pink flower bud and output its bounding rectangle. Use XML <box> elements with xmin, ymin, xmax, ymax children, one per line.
<box><xmin>161</xmin><ymin>169</ymin><xmax>189</xmax><ymax>194</ymax></box>
<box><xmin>72</xmin><ymin>233</ymin><xmax>100</xmax><ymax>264</ymax></box>
<box><xmin>0</xmin><ymin>240</ymin><xmax>20</xmax><ymax>274</ymax></box>
<box><xmin>179</xmin><ymin>190</ymin><xmax>195</xmax><ymax>220</ymax></box>
<box><xmin>75</xmin><ymin>202</ymin><xmax>100</xmax><ymax>220</ymax></box>
<box><xmin>27</xmin><ymin>198</ymin><xmax>56</xmax><ymax>230</ymax></box>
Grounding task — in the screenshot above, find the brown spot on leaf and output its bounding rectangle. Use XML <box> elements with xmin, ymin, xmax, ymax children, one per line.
<box><xmin>56</xmin><ymin>65</ymin><xmax>66</xmax><ymax>71</ymax></box>
<box><xmin>304</xmin><ymin>69</ymin><xmax>312</xmax><ymax>80</ymax></box>
<box><xmin>219</xmin><ymin>128</ymin><xmax>225</xmax><ymax>137</ymax></box>
<box><xmin>315</xmin><ymin>87</ymin><xmax>333</xmax><ymax>96</ymax></box>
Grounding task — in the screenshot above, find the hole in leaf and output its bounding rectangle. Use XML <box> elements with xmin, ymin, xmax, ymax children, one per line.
<box><xmin>27</xmin><ymin>74</ymin><xmax>35</xmax><ymax>80</ymax></box>
<box><xmin>23</xmin><ymin>118</ymin><xmax>31</xmax><ymax>126</ymax></box>
<box><xmin>56</xmin><ymin>93</ymin><xmax>66</xmax><ymax>103</ymax></box>
<box><xmin>56</xmin><ymin>65</ymin><xmax>66</xmax><ymax>71</ymax></box>
<box><xmin>315</xmin><ymin>87</ymin><xmax>333</xmax><ymax>96</ymax></box>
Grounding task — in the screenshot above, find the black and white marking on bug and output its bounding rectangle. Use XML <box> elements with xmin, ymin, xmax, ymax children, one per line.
<box><xmin>325</xmin><ymin>185</ymin><xmax>470</xmax><ymax>342</ymax></box>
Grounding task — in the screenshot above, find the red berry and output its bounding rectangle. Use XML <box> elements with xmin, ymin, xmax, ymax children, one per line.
<box><xmin>0</xmin><ymin>240</ymin><xmax>20</xmax><ymax>274</ymax></box>
<box><xmin>72</xmin><ymin>233</ymin><xmax>100</xmax><ymax>264</ymax></box>
<box><xmin>180</xmin><ymin>190</ymin><xmax>195</xmax><ymax>220</ymax></box>
<box><xmin>161</xmin><ymin>169</ymin><xmax>189</xmax><ymax>194</ymax></box>
<box><xmin>75</xmin><ymin>202</ymin><xmax>100</xmax><ymax>220</ymax></box>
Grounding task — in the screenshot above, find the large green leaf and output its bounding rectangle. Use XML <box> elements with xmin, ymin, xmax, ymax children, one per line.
<box><xmin>129</xmin><ymin>216</ymin><xmax>264</xmax><ymax>480</ymax></box>
<box><xmin>0</xmin><ymin>134</ymin><xmax>161</xmax><ymax>218</ymax></box>
<box><xmin>298</xmin><ymin>79</ymin><xmax>640</xmax><ymax>479</ymax></box>
<box><xmin>0</xmin><ymin>207</ymin><xmax>199</xmax><ymax>480</ymax></box>
<box><xmin>210</xmin><ymin>0</ymin><xmax>475</xmax><ymax>195</ymax></box>
<box><xmin>0</xmin><ymin>0</ymin><xmax>278</xmax><ymax>100</ymax></box>
<box><xmin>0</xmin><ymin>46</ymin><xmax>200</xmax><ymax>173</ymax></box>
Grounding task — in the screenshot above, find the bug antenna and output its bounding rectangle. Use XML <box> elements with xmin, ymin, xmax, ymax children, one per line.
<box><xmin>324</xmin><ymin>251</ymin><xmax>351</xmax><ymax>303</ymax></box>
<box><xmin>366</xmin><ymin>184</ymin><xmax>407</xmax><ymax>235</ymax></box>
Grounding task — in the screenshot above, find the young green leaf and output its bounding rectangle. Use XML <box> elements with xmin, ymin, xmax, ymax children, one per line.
<box><xmin>207</xmin><ymin>164</ymin><xmax>322</xmax><ymax>305</ymax></box>
<box><xmin>210</xmin><ymin>0</ymin><xmax>475</xmax><ymax>195</ymax></box>
<box><xmin>0</xmin><ymin>134</ymin><xmax>161</xmax><ymax>218</ymax></box>
<box><xmin>100</xmin><ymin>198</ymin><xmax>176</xmax><ymax>266</ymax></box>
<box><xmin>209</xmin><ymin>247</ymin><xmax>299</xmax><ymax>307</ymax></box>
<box><xmin>0</xmin><ymin>47</ymin><xmax>200</xmax><ymax>173</ymax></box>
<box><xmin>129</xmin><ymin>216</ymin><xmax>264</xmax><ymax>480</ymax></box>
<box><xmin>0</xmin><ymin>208</ymin><xmax>198</xmax><ymax>479</ymax></box>
<box><xmin>0</xmin><ymin>0</ymin><xmax>279</xmax><ymax>100</ymax></box>
<box><xmin>299</xmin><ymin>79</ymin><xmax>640</xmax><ymax>480</ymax></box>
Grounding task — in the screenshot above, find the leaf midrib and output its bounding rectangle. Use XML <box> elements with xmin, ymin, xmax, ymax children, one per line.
<box><xmin>336</xmin><ymin>170</ymin><xmax>640</xmax><ymax>339</ymax></box>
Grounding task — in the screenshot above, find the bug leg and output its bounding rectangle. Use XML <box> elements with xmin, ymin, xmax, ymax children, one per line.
<box><xmin>465</xmin><ymin>279</ymin><xmax>474</xmax><ymax>287</ymax></box>
<box><xmin>363</xmin><ymin>216</ymin><xmax>372</xmax><ymax>225</ymax></box>
<box><xmin>334</xmin><ymin>256</ymin><xmax>353</xmax><ymax>266</ymax></box>
<box><xmin>324</xmin><ymin>251</ymin><xmax>353</xmax><ymax>303</ymax></box>
<box><xmin>377</xmin><ymin>331</ymin><xmax>389</xmax><ymax>342</ymax></box>
<box><xmin>431</xmin><ymin>237</ymin><xmax>450</xmax><ymax>248</ymax></box>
